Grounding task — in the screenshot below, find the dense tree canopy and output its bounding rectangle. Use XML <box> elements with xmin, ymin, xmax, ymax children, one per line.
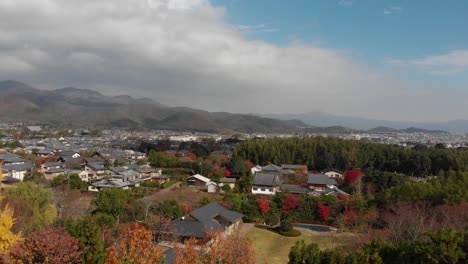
<box><xmin>234</xmin><ymin>137</ymin><xmax>468</xmax><ymax>176</ymax></box>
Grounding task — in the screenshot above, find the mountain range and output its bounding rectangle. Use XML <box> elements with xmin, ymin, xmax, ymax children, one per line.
<box><xmin>0</xmin><ymin>81</ymin><xmax>306</xmax><ymax>133</ymax></box>
<box><xmin>266</xmin><ymin>112</ymin><xmax>467</xmax><ymax>134</ymax></box>
<box><xmin>0</xmin><ymin>80</ymin><xmax>460</xmax><ymax>134</ymax></box>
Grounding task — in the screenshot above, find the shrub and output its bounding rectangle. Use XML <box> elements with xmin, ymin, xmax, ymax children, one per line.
<box><xmin>279</xmin><ymin>218</ymin><xmax>293</xmax><ymax>232</ymax></box>
<box><xmin>280</xmin><ymin>229</ymin><xmax>302</xmax><ymax>237</ymax></box>
<box><xmin>265</xmin><ymin>213</ymin><xmax>280</xmax><ymax>227</ymax></box>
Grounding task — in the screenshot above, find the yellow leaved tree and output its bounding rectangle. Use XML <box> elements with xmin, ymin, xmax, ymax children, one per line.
<box><xmin>0</xmin><ymin>196</ymin><xmax>22</xmax><ymax>253</ymax></box>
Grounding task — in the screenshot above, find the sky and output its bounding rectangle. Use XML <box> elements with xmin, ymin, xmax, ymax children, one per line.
<box><xmin>0</xmin><ymin>0</ymin><xmax>467</xmax><ymax>122</ymax></box>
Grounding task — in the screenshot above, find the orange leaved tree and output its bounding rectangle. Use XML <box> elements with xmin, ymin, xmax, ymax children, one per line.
<box><xmin>104</xmin><ymin>224</ymin><xmax>163</xmax><ymax>264</ymax></box>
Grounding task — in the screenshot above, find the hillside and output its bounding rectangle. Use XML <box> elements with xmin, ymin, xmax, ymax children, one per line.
<box><xmin>0</xmin><ymin>81</ymin><xmax>306</xmax><ymax>133</ymax></box>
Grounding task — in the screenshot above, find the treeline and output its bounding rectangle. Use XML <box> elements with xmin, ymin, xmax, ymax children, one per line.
<box><xmin>289</xmin><ymin>229</ymin><xmax>467</xmax><ymax>264</ymax></box>
<box><xmin>233</xmin><ymin>137</ymin><xmax>468</xmax><ymax>176</ymax></box>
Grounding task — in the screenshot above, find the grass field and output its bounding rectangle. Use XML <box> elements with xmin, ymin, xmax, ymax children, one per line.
<box><xmin>247</xmin><ymin>226</ymin><xmax>355</xmax><ymax>264</ymax></box>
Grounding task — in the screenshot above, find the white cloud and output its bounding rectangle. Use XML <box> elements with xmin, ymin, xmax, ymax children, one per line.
<box><xmin>0</xmin><ymin>0</ymin><xmax>465</xmax><ymax>122</ymax></box>
<box><xmin>233</xmin><ymin>24</ymin><xmax>278</xmax><ymax>33</ymax></box>
<box><xmin>386</xmin><ymin>50</ymin><xmax>468</xmax><ymax>75</ymax></box>
<box><xmin>338</xmin><ymin>0</ymin><xmax>353</xmax><ymax>7</ymax></box>
<box><xmin>384</xmin><ymin>6</ymin><xmax>402</xmax><ymax>15</ymax></box>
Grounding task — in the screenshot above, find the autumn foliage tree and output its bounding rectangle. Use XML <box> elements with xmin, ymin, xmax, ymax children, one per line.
<box><xmin>10</xmin><ymin>228</ymin><xmax>82</xmax><ymax>264</ymax></box>
<box><xmin>104</xmin><ymin>224</ymin><xmax>163</xmax><ymax>264</ymax></box>
<box><xmin>281</xmin><ymin>194</ymin><xmax>300</xmax><ymax>215</ymax></box>
<box><xmin>174</xmin><ymin>231</ymin><xmax>255</xmax><ymax>264</ymax></box>
<box><xmin>0</xmin><ymin>199</ymin><xmax>22</xmax><ymax>254</ymax></box>
<box><xmin>317</xmin><ymin>203</ymin><xmax>330</xmax><ymax>222</ymax></box>
<box><xmin>257</xmin><ymin>196</ymin><xmax>270</xmax><ymax>216</ymax></box>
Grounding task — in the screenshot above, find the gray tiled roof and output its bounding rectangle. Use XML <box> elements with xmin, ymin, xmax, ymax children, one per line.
<box><xmin>281</xmin><ymin>184</ymin><xmax>310</xmax><ymax>194</ymax></box>
<box><xmin>253</xmin><ymin>172</ymin><xmax>281</xmax><ymax>186</ymax></box>
<box><xmin>172</xmin><ymin>219</ymin><xmax>224</xmax><ymax>239</ymax></box>
<box><xmin>190</xmin><ymin>202</ymin><xmax>243</xmax><ymax>223</ymax></box>
<box><xmin>308</xmin><ymin>173</ymin><xmax>331</xmax><ymax>185</ymax></box>
<box><xmin>2</xmin><ymin>161</ymin><xmax>33</xmax><ymax>172</ymax></box>
<box><xmin>262</xmin><ymin>164</ymin><xmax>282</xmax><ymax>172</ymax></box>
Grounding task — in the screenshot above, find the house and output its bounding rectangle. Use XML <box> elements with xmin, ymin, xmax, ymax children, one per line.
<box><xmin>78</xmin><ymin>171</ymin><xmax>89</xmax><ymax>182</ymax></box>
<box><xmin>207</xmin><ymin>182</ymin><xmax>218</xmax><ymax>193</ymax></box>
<box><xmin>112</xmin><ymin>169</ymin><xmax>140</xmax><ymax>182</ymax></box>
<box><xmin>88</xmin><ymin>179</ymin><xmax>134</xmax><ymax>192</ymax></box>
<box><xmin>136</xmin><ymin>167</ymin><xmax>162</xmax><ymax>179</ymax></box>
<box><xmin>307</xmin><ymin>173</ymin><xmax>337</xmax><ymax>192</ymax></box>
<box><xmin>0</xmin><ymin>152</ymin><xmax>27</xmax><ymax>165</ymax></box>
<box><xmin>2</xmin><ymin>161</ymin><xmax>34</xmax><ymax>181</ymax></box>
<box><xmin>251</xmin><ymin>172</ymin><xmax>281</xmax><ymax>195</ymax></box>
<box><xmin>219</xmin><ymin>177</ymin><xmax>236</xmax><ymax>189</ymax></box>
<box><xmin>187</xmin><ymin>174</ymin><xmax>211</xmax><ymax>186</ymax></box>
<box><xmin>36</xmin><ymin>149</ymin><xmax>54</xmax><ymax>157</ymax></box>
<box><xmin>322</xmin><ymin>169</ymin><xmax>344</xmax><ymax>180</ymax></box>
<box><xmin>43</xmin><ymin>168</ymin><xmax>67</xmax><ymax>180</ymax></box>
<box><xmin>281</xmin><ymin>184</ymin><xmax>311</xmax><ymax>194</ymax></box>
<box><xmin>40</xmin><ymin>161</ymin><xmax>61</xmax><ymax>174</ymax></box>
<box><xmin>169</xmin><ymin>202</ymin><xmax>243</xmax><ymax>242</ymax></box>
<box><xmin>261</xmin><ymin>164</ymin><xmax>282</xmax><ymax>173</ymax></box>
<box><xmin>250</xmin><ymin>165</ymin><xmax>262</xmax><ymax>175</ymax></box>
<box><xmin>84</xmin><ymin>162</ymin><xmax>111</xmax><ymax>180</ymax></box>
<box><xmin>152</xmin><ymin>175</ymin><xmax>171</xmax><ymax>184</ymax></box>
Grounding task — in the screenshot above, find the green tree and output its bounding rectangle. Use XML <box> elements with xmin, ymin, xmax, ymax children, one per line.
<box><xmin>62</xmin><ymin>217</ymin><xmax>106</xmax><ymax>264</ymax></box>
<box><xmin>93</xmin><ymin>188</ymin><xmax>131</xmax><ymax>224</ymax></box>
<box><xmin>4</xmin><ymin>182</ymin><xmax>57</xmax><ymax>232</ymax></box>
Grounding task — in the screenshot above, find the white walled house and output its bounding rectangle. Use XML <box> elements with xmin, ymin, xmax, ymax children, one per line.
<box><xmin>323</xmin><ymin>169</ymin><xmax>344</xmax><ymax>180</ymax></box>
<box><xmin>251</xmin><ymin>172</ymin><xmax>281</xmax><ymax>195</ymax></box>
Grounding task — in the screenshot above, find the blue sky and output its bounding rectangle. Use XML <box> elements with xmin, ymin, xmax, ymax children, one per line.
<box><xmin>213</xmin><ymin>0</ymin><xmax>468</xmax><ymax>84</ymax></box>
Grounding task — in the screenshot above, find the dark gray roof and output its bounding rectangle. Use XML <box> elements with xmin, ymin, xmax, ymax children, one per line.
<box><xmin>253</xmin><ymin>172</ymin><xmax>281</xmax><ymax>187</ymax></box>
<box><xmin>190</xmin><ymin>202</ymin><xmax>243</xmax><ymax>223</ymax></box>
<box><xmin>219</xmin><ymin>177</ymin><xmax>236</xmax><ymax>183</ymax></box>
<box><xmin>281</xmin><ymin>184</ymin><xmax>310</xmax><ymax>194</ymax></box>
<box><xmin>262</xmin><ymin>164</ymin><xmax>282</xmax><ymax>172</ymax></box>
<box><xmin>42</xmin><ymin>162</ymin><xmax>61</xmax><ymax>167</ymax></box>
<box><xmin>323</xmin><ymin>187</ymin><xmax>350</xmax><ymax>196</ymax></box>
<box><xmin>308</xmin><ymin>173</ymin><xmax>332</xmax><ymax>185</ymax></box>
<box><xmin>44</xmin><ymin>168</ymin><xmax>66</xmax><ymax>174</ymax></box>
<box><xmin>2</xmin><ymin>161</ymin><xmax>33</xmax><ymax>172</ymax></box>
<box><xmin>0</xmin><ymin>153</ymin><xmax>26</xmax><ymax>163</ymax></box>
<box><xmin>172</xmin><ymin>219</ymin><xmax>224</xmax><ymax>239</ymax></box>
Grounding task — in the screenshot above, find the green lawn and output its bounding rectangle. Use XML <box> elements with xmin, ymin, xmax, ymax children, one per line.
<box><xmin>247</xmin><ymin>227</ymin><xmax>355</xmax><ymax>264</ymax></box>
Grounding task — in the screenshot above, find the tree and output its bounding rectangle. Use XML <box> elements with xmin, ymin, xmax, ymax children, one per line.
<box><xmin>104</xmin><ymin>224</ymin><xmax>163</xmax><ymax>264</ymax></box>
<box><xmin>153</xmin><ymin>199</ymin><xmax>183</xmax><ymax>219</ymax></box>
<box><xmin>280</xmin><ymin>218</ymin><xmax>293</xmax><ymax>232</ymax></box>
<box><xmin>3</xmin><ymin>182</ymin><xmax>57</xmax><ymax>232</ymax></box>
<box><xmin>62</xmin><ymin>217</ymin><xmax>106</xmax><ymax>264</ymax></box>
<box><xmin>10</xmin><ymin>228</ymin><xmax>82</xmax><ymax>264</ymax></box>
<box><xmin>265</xmin><ymin>213</ymin><xmax>280</xmax><ymax>227</ymax></box>
<box><xmin>0</xmin><ymin>201</ymin><xmax>22</xmax><ymax>254</ymax></box>
<box><xmin>281</xmin><ymin>194</ymin><xmax>300</xmax><ymax>215</ymax></box>
<box><xmin>317</xmin><ymin>203</ymin><xmax>330</xmax><ymax>222</ymax></box>
<box><xmin>174</xmin><ymin>231</ymin><xmax>255</xmax><ymax>264</ymax></box>
<box><xmin>93</xmin><ymin>188</ymin><xmax>130</xmax><ymax>224</ymax></box>
<box><xmin>288</xmin><ymin>240</ymin><xmax>321</xmax><ymax>264</ymax></box>
<box><xmin>257</xmin><ymin>196</ymin><xmax>270</xmax><ymax>216</ymax></box>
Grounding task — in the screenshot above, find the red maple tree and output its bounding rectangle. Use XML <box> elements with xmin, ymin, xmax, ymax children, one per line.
<box><xmin>10</xmin><ymin>228</ymin><xmax>82</xmax><ymax>264</ymax></box>
<box><xmin>344</xmin><ymin>169</ymin><xmax>363</xmax><ymax>185</ymax></box>
<box><xmin>257</xmin><ymin>196</ymin><xmax>270</xmax><ymax>215</ymax></box>
<box><xmin>317</xmin><ymin>203</ymin><xmax>330</xmax><ymax>221</ymax></box>
<box><xmin>281</xmin><ymin>194</ymin><xmax>300</xmax><ymax>215</ymax></box>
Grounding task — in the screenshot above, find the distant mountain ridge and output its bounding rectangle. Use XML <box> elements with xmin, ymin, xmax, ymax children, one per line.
<box><xmin>267</xmin><ymin>112</ymin><xmax>464</xmax><ymax>133</ymax></box>
<box><xmin>0</xmin><ymin>80</ymin><xmax>306</xmax><ymax>133</ymax></box>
